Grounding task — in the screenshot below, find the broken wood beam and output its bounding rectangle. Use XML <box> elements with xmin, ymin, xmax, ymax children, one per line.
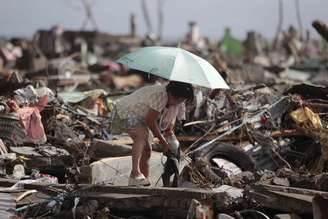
<box><xmin>248</xmin><ymin>189</ymin><xmax>313</xmax><ymax>214</ymax></box>
<box><xmin>78</xmin><ymin>185</ymin><xmax>224</xmax><ymax>219</ymax></box>
<box><xmin>313</xmin><ymin>20</ymin><xmax>328</xmax><ymax>42</ymax></box>
<box><xmin>80</xmin><ymin>192</ymin><xmax>188</xmax><ymax>218</ymax></box>
<box><xmin>0</xmin><ymin>178</ymin><xmax>225</xmax><ymax>219</ymax></box>
<box><xmin>248</xmin><ymin>183</ymin><xmax>320</xmax><ymax>214</ymax></box>
<box><xmin>256</xmin><ymin>183</ymin><xmax>328</xmax><ymax>198</ymax></box>
<box><xmin>0</xmin><ymin>178</ymin><xmax>220</xmax><ymax>200</ymax></box>
<box><xmin>87</xmin><ymin>185</ymin><xmax>219</xmax><ymax>200</ymax></box>
<box><xmin>89</xmin><ymin>139</ymin><xmax>132</xmax><ymax>159</ymax></box>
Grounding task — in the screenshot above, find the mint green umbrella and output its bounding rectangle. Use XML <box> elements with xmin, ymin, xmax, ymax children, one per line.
<box><xmin>116</xmin><ymin>46</ymin><xmax>229</xmax><ymax>89</ymax></box>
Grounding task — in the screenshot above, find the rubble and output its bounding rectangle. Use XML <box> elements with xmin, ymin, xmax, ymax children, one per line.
<box><xmin>1</xmin><ymin>15</ymin><xmax>328</xmax><ymax>219</ymax></box>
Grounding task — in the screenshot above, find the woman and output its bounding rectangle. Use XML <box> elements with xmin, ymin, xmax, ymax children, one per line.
<box><xmin>111</xmin><ymin>81</ymin><xmax>193</xmax><ymax>186</ymax></box>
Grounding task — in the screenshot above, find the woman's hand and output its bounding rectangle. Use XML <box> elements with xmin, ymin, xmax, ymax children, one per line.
<box><xmin>163</xmin><ymin>129</ymin><xmax>174</xmax><ymax>137</ymax></box>
<box><xmin>163</xmin><ymin>122</ymin><xmax>174</xmax><ymax>137</ymax></box>
<box><xmin>145</xmin><ymin>109</ymin><xmax>175</xmax><ymax>153</ymax></box>
<box><xmin>146</xmin><ymin>108</ymin><xmax>172</xmax><ymax>152</ymax></box>
<box><xmin>163</xmin><ymin>142</ymin><xmax>172</xmax><ymax>153</ymax></box>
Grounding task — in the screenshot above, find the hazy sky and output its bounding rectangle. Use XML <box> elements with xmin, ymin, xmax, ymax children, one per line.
<box><xmin>0</xmin><ymin>0</ymin><xmax>328</xmax><ymax>40</ymax></box>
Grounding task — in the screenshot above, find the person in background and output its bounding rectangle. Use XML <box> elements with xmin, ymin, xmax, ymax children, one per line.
<box><xmin>111</xmin><ymin>81</ymin><xmax>193</xmax><ymax>186</ymax></box>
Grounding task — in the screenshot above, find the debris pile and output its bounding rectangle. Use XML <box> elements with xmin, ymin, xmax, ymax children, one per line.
<box><xmin>0</xmin><ymin>20</ymin><xmax>328</xmax><ymax>219</ymax></box>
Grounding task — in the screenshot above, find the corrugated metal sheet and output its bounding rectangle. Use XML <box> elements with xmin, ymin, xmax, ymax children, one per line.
<box><xmin>0</xmin><ymin>192</ymin><xmax>16</xmax><ymax>218</ymax></box>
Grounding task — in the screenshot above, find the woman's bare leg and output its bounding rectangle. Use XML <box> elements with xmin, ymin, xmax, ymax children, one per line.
<box><xmin>128</xmin><ymin>127</ymin><xmax>148</xmax><ymax>178</ymax></box>
<box><xmin>140</xmin><ymin>139</ymin><xmax>152</xmax><ymax>178</ymax></box>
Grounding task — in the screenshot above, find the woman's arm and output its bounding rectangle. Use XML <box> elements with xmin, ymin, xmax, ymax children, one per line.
<box><xmin>146</xmin><ymin>108</ymin><xmax>171</xmax><ymax>152</ymax></box>
<box><xmin>163</xmin><ymin>122</ymin><xmax>174</xmax><ymax>137</ymax></box>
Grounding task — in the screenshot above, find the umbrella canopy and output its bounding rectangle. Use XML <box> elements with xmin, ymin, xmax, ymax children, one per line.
<box><xmin>116</xmin><ymin>46</ymin><xmax>229</xmax><ymax>89</ymax></box>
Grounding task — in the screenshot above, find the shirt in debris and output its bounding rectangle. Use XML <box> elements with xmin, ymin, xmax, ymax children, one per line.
<box><xmin>15</xmin><ymin>95</ymin><xmax>48</xmax><ymax>144</ymax></box>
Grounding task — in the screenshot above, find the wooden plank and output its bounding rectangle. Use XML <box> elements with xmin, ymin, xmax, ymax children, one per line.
<box><xmin>80</xmin><ymin>192</ymin><xmax>189</xmax><ymax>218</ymax></box>
<box><xmin>257</xmin><ymin>183</ymin><xmax>328</xmax><ymax>198</ymax></box>
<box><xmin>85</xmin><ymin>185</ymin><xmax>219</xmax><ymax>200</ymax></box>
<box><xmin>248</xmin><ymin>190</ymin><xmax>313</xmax><ymax>214</ymax></box>
<box><xmin>85</xmin><ymin>193</ymin><xmax>151</xmax><ymax>199</ymax></box>
<box><xmin>248</xmin><ymin>184</ymin><xmax>315</xmax><ymax>214</ymax></box>
<box><xmin>272</xmin><ymin>191</ymin><xmax>313</xmax><ymax>202</ymax></box>
<box><xmin>0</xmin><ymin>178</ymin><xmax>232</xmax><ymax>218</ymax></box>
<box><xmin>0</xmin><ymin>178</ymin><xmax>220</xmax><ymax>200</ymax></box>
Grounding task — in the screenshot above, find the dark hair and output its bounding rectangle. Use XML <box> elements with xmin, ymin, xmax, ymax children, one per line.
<box><xmin>166</xmin><ymin>81</ymin><xmax>194</xmax><ymax>103</ymax></box>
